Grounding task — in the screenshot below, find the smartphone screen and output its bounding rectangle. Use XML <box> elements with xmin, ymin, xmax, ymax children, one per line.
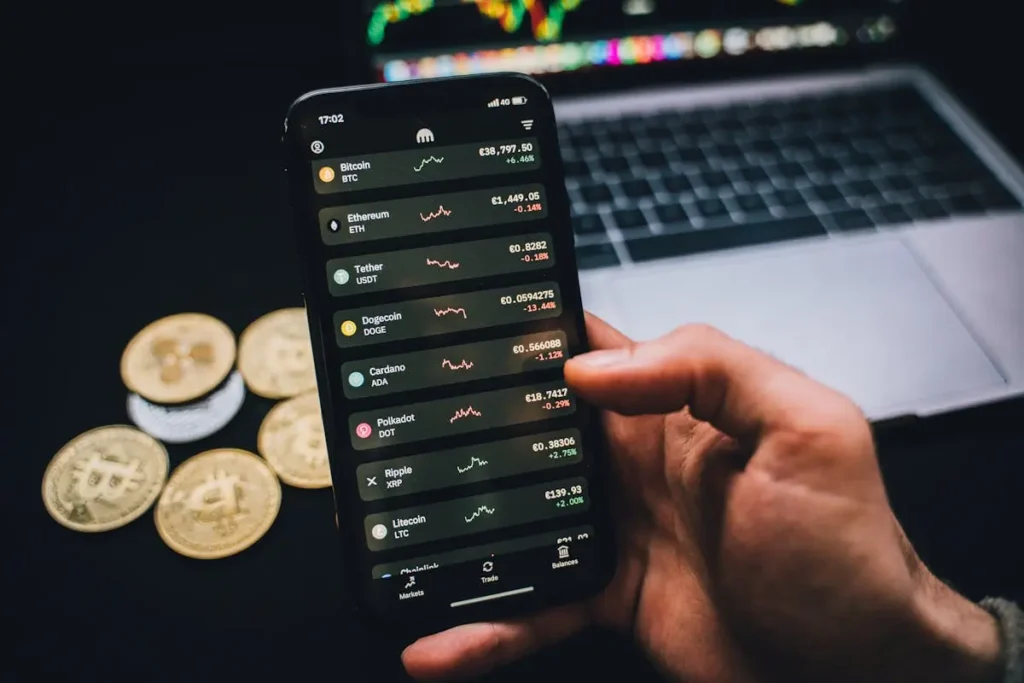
<box><xmin>283</xmin><ymin>74</ymin><xmax>615</xmax><ymax>627</ymax></box>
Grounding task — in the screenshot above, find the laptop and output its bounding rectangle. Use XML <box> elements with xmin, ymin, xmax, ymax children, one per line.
<box><xmin>340</xmin><ymin>0</ymin><xmax>1024</xmax><ymax>421</ymax></box>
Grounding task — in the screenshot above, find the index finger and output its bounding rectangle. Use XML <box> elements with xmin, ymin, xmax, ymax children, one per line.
<box><xmin>566</xmin><ymin>324</ymin><xmax>862</xmax><ymax>444</ymax></box>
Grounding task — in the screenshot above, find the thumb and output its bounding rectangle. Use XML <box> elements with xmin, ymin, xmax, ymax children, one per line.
<box><xmin>566</xmin><ymin>324</ymin><xmax>858</xmax><ymax>444</ymax></box>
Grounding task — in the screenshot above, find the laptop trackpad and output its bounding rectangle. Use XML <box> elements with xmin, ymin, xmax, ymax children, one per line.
<box><xmin>595</xmin><ymin>238</ymin><xmax>1005</xmax><ymax>417</ymax></box>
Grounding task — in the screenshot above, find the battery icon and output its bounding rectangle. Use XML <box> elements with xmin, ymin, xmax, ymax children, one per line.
<box><xmin>511</xmin><ymin>96</ymin><xmax>528</xmax><ymax>105</ymax></box>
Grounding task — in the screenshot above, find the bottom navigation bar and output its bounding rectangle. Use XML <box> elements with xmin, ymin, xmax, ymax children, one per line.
<box><xmin>372</xmin><ymin>525</ymin><xmax>598</xmax><ymax>613</ymax></box>
<box><xmin>371</xmin><ymin>525</ymin><xmax>594</xmax><ymax>578</ymax></box>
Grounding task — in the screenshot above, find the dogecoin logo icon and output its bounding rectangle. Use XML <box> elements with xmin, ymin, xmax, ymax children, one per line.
<box><xmin>340</xmin><ymin>320</ymin><xmax>357</xmax><ymax>337</ymax></box>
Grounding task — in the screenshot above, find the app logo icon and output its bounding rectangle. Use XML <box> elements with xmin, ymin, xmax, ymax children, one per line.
<box><xmin>355</xmin><ymin>422</ymin><xmax>373</xmax><ymax>439</ymax></box>
<box><xmin>371</xmin><ymin>523</ymin><xmax>388</xmax><ymax>539</ymax></box>
<box><xmin>348</xmin><ymin>371</ymin><xmax>365</xmax><ymax>388</ymax></box>
<box><xmin>333</xmin><ymin>268</ymin><xmax>350</xmax><ymax>285</ymax></box>
<box><xmin>318</xmin><ymin>166</ymin><xmax>335</xmax><ymax>183</ymax></box>
<box><xmin>340</xmin><ymin>320</ymin><xmax>358</xmax><ymax>337</ymax></box>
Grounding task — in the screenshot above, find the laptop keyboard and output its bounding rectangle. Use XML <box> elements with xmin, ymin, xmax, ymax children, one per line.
<box><xmin>558</xmin><ymin>83</ymin><xmax>1023</xmax><ymax>269</ymax></box>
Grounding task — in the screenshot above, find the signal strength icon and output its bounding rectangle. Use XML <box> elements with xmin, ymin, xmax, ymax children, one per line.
<box><xmin>487</xmin><ymin>98</ymin><xmax>500</xmax><ymax>108</ymax></box>
<box><xmin>521</xmin><ymin>119</ymin><xmax>534</xmax><ymax>130</ymax></box>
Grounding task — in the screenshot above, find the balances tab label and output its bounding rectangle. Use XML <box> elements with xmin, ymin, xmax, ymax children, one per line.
<box><xmin>326</xmin><ymin>233</ymin><xmax>554</xmax><ymax>296</ymax></box>
<box><xmin>348</xmin><ymin>381</ymin><xmax>575</xmax><ymax>450</ymax></box>
<box><xmin>319</xmin><ymin>184</ymin><xmax>547</xmax><ymax>245</ymax></box>
<box><xmin>333</xmin><ymin>282</ymin><xmax>561</xmax><ymax>348</ymax></box>
<box><xmin>363</xmin><ymin>477</ymin><xmax>589</xmax><ymax>551</ymax></box>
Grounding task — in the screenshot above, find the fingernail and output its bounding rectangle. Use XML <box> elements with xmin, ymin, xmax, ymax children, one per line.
<box><xmin>573</xmin><ymin>349</ymin><xmax>629</xmax><ymax>367</ymax></box>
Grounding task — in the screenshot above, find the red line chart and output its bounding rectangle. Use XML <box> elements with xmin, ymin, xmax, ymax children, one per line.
<box><xmin>426</xmin><ymin>258</ymin><xmax>461</xmax><ymax>270</ymax></box>
<box><xmin>420</xmin><ymin>205</ymin><xmax>453</xmax><ymax>222</ymax></box>
<box><xmin>434</xmin><ymin>306</ymin><xmax>468</xmax><ymax>319</ymax></box>
<box><xmin>449</xmin><ymin>406</ymin><xmax>483</xmax><ymax>423</ymax></box>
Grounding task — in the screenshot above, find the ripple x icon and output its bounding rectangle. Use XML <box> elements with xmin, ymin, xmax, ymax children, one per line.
<box><xmin>371</xmin><ymin>523</ymin><xmax>388</xmax><ymax>540</ymax></box>
<box><xmin>348</xmin><ymin>371</ymin><xmax>365</xmax><ymax>388</ymax></box>
<box><xmin>333</xmin><ymin>268</ymin><xmax>350</xmax><ymax>285</ymax></box>
<box><xmin>319</xmin><ymin>166</ymin><xmax>335</xmax><ymax>183</ymax></box>
<box><xmin>355</xmin><ymin>422</ymin><xmax>373</xmax><ymax>439</ymax></box>
<box><xmin>340</xmin><ymin>320</ymin><xmax>357</xmax><ymax>336</ymax></box>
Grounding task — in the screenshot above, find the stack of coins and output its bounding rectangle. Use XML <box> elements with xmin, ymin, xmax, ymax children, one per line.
<box><xmin>121</xmin><ymin>313</ymin><xmax>245</xmax><ymax>444</ymax></box>
<box><xmin>240</xmin><ymin>308</ymin><xmax>332</xmax><ymax>489</ymax></box>
<box><xmin>41</xmin><ymin>307</ymin><xmax>333</xmax><ymax>561</ymax></box>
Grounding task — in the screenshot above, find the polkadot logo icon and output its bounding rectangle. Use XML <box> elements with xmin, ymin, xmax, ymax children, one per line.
<box><xmin>355</xmin><ymin>422</ymin><xmax>373</xmax><ymax>439</ymax></box>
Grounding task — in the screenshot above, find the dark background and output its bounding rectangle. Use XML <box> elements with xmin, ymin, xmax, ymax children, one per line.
<box><xmin>7</xmin><ymin>1</ymin><xmax>1022</xmax><ymax>680</ymax></box>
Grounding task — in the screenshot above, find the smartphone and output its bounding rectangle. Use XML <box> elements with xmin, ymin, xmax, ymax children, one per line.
<box><xmin>282</xmin><ymin>74</ymin><xmax>616</xmax><ymax>630</ymax></box>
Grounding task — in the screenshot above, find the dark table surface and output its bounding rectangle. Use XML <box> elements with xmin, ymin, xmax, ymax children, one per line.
<box><xmin>9</xmin><ymin>10</ymin><xmax>1024</xmax><ymax>678</ymax></box>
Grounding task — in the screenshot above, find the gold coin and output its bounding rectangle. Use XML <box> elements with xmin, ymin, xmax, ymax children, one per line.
<box><xmin>340</xmin><ymin>320</ymin><xmax>357</xmax><ymax>336</ymax></box>
<box><xmin>42</xmin><ymin>426</ymin><xmax>169</xmax><ymax>532</ymax></box>
<box><xmin>155</xmin><ymin>448</ymin><xmax>281</xmax><ymax>560</ymax></box>
<box><xmin>258</xmin><ymin>392</ymin><xmax>331</xmax><ymax>489</ymax></box>
<box><xmin>318</xmin><ymin>166</ymin><xmax>335</xmax><ymax>183</ymax></box>
<box><xmin>238</xmin><ymin>308</ymin><xmax>317</xmax><ymax>399</ymax></box>
<box><xmin>120</xmin><ymin>313</ymin><xmax>236</xmax><ymax>404</ymax></box>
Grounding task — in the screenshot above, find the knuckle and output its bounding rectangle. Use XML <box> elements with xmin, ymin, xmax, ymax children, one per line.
<box><xmin>675</xmin><ymin>323</ymin><xmax>729</xmax><ymax>346</ymax></box>
<box><xmin>789</xmin><ymin>395</ymin><xmax>873</xmax><ymax>454</ymax></box>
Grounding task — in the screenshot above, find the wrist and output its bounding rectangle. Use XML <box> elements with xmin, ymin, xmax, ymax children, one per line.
<box><xmin>909</xmin><ymin>573</ymin><xmax>1003</xmax><ymax>683</ymax></box>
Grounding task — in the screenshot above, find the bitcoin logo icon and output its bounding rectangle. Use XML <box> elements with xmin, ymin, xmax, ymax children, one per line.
<box><xmin>258</xmin><ymin>392</ymin><xmax>331</xmax><ymax>489</ymax></box>
<box><xmin>318</xmin><ymin>166</ymin><xmax>335</xmax><ymax>183</ymax></box>
<box><xmin>42</xmin><ymin>426</ymin><xmax>168</xmax><ymax>532</ymax></box>
<box><xmin>179</xmin><ymin>469</ymin><xmax>244</xmax><ymax>532</ymax></box>
<box><xmin>71</xmin><ymin>451</ymin><xmax>146</xmax><ymax>503</ymax></box>
<box><xmin>156</xmin><ymin>449</ymin><xmax>280</xmax><ymax>559</ymax></box>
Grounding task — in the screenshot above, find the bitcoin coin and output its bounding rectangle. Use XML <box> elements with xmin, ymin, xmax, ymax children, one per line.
<box><xmin>121</xmin><ymin>313</ymin><xmax>236</xmax><ymax>405</ymax></box>
<box><xmin>238</xmin><ymin>308</ymin><xmax>317</xmax><ymax>399</ymax></box>
<box><xmin>42</xmin><ymin>426</ymin><xmax>169</xmax><ymax>532</ymax></box>
<box><xmin>155</xmin><ymin>448</ymin><xmax>281</xmax><ymax>560</ymax></box>
<box><xmin>258</xmin><ymin>392</ymin><xmax>331</xmax><ymax>489</ymax></box>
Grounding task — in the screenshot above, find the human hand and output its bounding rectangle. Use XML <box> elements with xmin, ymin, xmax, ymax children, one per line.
<box><xmin>403</xmin><ymin>315</ymin><xmax>1002</xmax><ymax>682</ymax></box>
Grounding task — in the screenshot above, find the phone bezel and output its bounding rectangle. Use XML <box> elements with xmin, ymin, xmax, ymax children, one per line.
<box><xmin>281</xmin><ymin>74</ymin><xmax>617</xmax><ymax>632</ymax></box>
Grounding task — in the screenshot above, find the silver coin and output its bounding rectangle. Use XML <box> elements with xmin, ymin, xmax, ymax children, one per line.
<box><xmin>127</xmin><ymin>371</ymin><xmax>246</xmax><ymax>444</ymax></box>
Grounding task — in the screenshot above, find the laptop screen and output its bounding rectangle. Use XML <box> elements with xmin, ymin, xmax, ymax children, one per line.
<box><xmin>361</xmin><ymin>0</ymin><xmax>905</xmax><ymax>83</ymax></box>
